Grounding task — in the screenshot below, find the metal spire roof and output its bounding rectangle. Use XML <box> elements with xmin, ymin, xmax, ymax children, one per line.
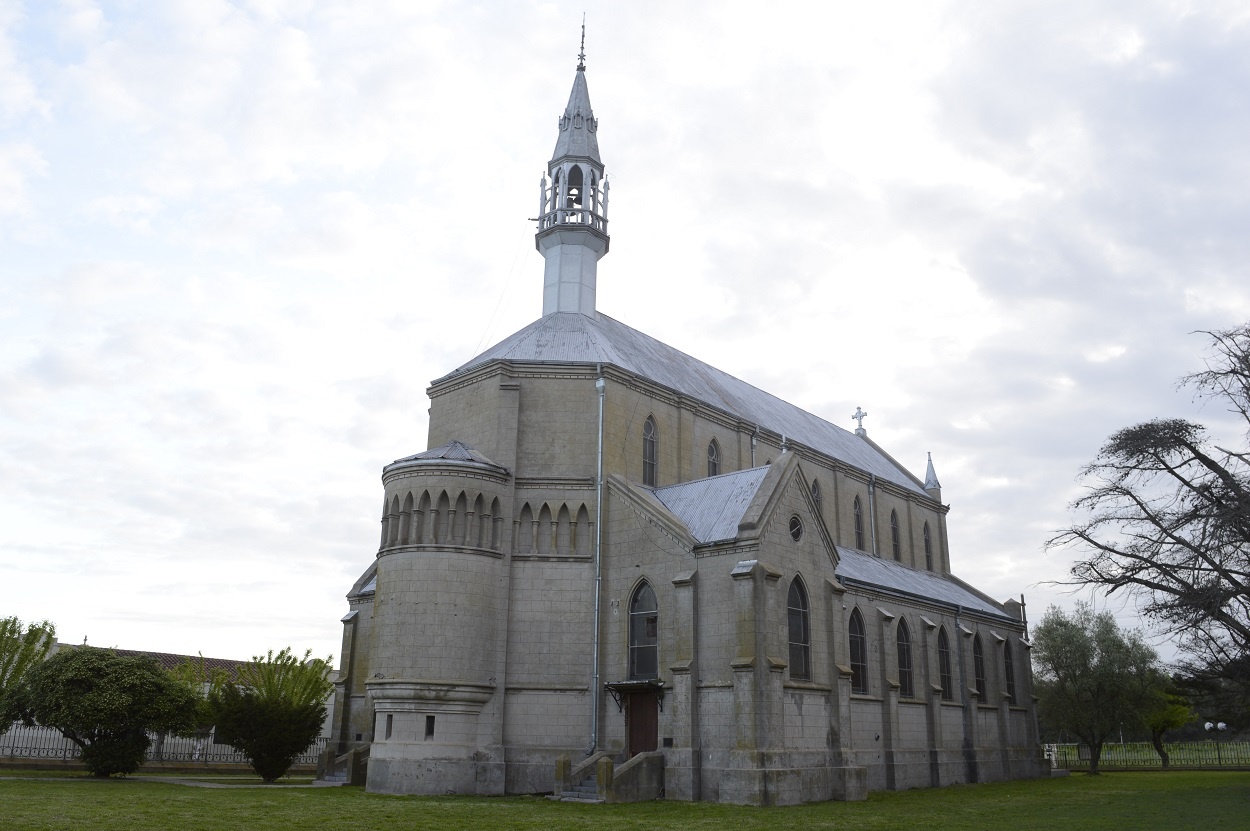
<box><xmin>551</xmin><ymin>63</ymin><xmax>601</xmax><ymax>163</ymax></box>
<box><xmin>924</xmin><ymin>452</ymin><xmax>941</xmax><ymax>491</ymax></box>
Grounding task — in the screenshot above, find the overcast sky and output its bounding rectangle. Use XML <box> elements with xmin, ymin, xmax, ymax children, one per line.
<box><xmin>3</xmin><ymin>0</ymin><xmax>1249</xmax><ymax>666</ymax></box>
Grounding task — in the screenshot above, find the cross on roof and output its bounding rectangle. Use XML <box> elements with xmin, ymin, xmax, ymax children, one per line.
<box><xmin>852</xmin><ymin>407</ymin><xmax>868</xmax><ymax>430</ymax></box>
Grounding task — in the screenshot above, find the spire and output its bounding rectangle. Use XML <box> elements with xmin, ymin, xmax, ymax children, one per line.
<box><xmin>551</xmin><ymin>57</ymin><xmax>600</xmax><ymax>162</ymax></box>
<box><xmin>535</xmin><ymin>29</ymin><xmax>610</xmax><ymax>318</ymax></box>
<box><xmin>924</xmin><ymin>452</ymin><xmax>942</xmax><ymax>502</ymax></box>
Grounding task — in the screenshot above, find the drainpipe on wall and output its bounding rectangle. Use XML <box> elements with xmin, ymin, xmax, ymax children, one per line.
<box><xmin>589</xmin><ymin>367</ymin><xmax>606</xmax><ymax>755</ymax></box>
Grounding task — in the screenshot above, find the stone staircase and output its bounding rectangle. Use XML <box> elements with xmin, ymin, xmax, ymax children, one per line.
<box><xmin>553</xmin><ymin>772</ymin><xmax>603</xmax><ymax>802</ymax></box>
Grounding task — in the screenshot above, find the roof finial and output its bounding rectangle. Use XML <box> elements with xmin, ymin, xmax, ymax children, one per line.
<box><xmin>577</xmin><ymin>14</ymin><xmax>586</xmax><ymax>71</ymax></box>
<box><xmin>852</xmin><ymin>406</ymin><xmax>868</xmax><ymax>436</ymax></box>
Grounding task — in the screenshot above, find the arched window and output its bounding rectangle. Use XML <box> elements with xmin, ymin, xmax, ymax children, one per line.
<box><xmin>896</xmin><ymin>618</ymin><xmax>914</xmax><ymax>698</ymax></box>
<box><xmin>938</xmin><ymin>627</ymin><xmax>953</xmax><ymax>701</ymax></box>
<box><xmin>973</xmin><ymin>634</ymin><xmax>987</xmax><ymax>700</ymax></box>
<box><xmin>890</xmin><ymin>510</ymin><xmax>901</xmax><ymax>561</ymax></box>
<box><xmin>707</xmin><ymin>439</ymin><xmax>720</xmax><ymax>477</ymax></box>
<box><xmin>1004</xmin><ymin>640</ymin><xmax>1017</xmax><ymax>705</ymax></box>
<box><xmin>811</xmin><ymin>478</ymin><xmax>822</xmax><ymax>510</ymax></box>
<box><xmin>629</xmin><ymin>582</ymin><xmax>659</xmax><ymax>680</ymax></box>
<box><xmin>567</xmin><ymin>164</ymin><xmax>584</xmax><ymax>209</ymax></box>
<box><xmin>642</xmin><ymin>416</ymin><xmax>658</xmax><ymax>486</ymax></box>
<box><xmin>849</xmin><ymin>608</ymin><xmax>868</xmax><ymax>695</ymax></box>
<box><xmin>787</xmin><ymin>579</ymin><xmax>811</xmax><ymax>681</ymax></box>
<box><xmin>923</xmin><ymin>522</ymin><xmax>933</xmax><ymax>570</ymax></box>
<box><xmin>853</xmin><ymin>496</ymin><xmax>864</xmax><ymax>550</ymax></box>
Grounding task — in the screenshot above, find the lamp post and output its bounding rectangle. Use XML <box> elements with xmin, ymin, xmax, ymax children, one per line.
<box><xmin>1204</xmin><ymin>720</ymin><xmax>1227</xmax><ymax>766</ymax></box>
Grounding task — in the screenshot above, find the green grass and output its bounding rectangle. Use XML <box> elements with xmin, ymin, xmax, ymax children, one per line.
<box><xmin>0</xmin><ymin>771</ymin><xmax>1246</xmax><ymax>831</ymax></box>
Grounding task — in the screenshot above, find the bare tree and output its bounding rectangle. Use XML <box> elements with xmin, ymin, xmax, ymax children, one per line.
<box><xmin>1049</xmin><ymin>323</ymin><xmax>1250</xmax><ymax>690</ymax></box>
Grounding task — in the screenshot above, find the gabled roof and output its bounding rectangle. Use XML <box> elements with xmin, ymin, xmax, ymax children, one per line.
<box><xmin>439</xmin><ymin>312</ymin><xmax>925</xmax><ymax>494</ymax></box>
<box><xmin>649</xmin><ymin>467</ymin><xmax>771</xmax><ymax>545</ymax></box>
<box><xmin>833</xmin><ymin>547</ymin><xmax>1012</xmax><ymax>622</ymax></box>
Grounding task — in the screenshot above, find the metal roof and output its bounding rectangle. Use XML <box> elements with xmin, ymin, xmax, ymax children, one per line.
<box><xmin>440</xmin><ymin>312</ymin><xmax>925</xmax><ymax>494</ymax></box>
<box><xmin>649</xmin><ymin>467</ymin><xmax>771</xmax><ymax>544</ymax></box>
<box><xmin>833</xmin><ymin>547</ymin><xmax>1012</xmax><ymax>621</ymax></box>
<box><xmin>552</xmin><ymin>69</ymin><xmax>601</xmax><ymax>163</ymax></box>
<box><xmin>384</xmin><ymin>440</ymin><xmax>508</xmax><ymax>476</ymax></box>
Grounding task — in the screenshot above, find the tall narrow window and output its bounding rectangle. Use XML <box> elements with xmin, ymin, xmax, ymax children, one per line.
<box><xmin>890</xmin><ymin>510</ymin><xmax>901</xmax><ymax>561</ymax></box>
<box><xmin>811</xmin><ymin>478</ymin><xmax>822</xmax><ymax>510</ymax></box>
<box><xmin>629</xmin><ymin>582</ymin><xmax>659</xmax><ymax>680</ymax></box>
<box><xmin>938</xmin><ymin>627</ymin><xmax>953</xmax><ymax>701</ymax></box>
<box><xmin>787</xmin><ymin>579</ymin><xmax>811</xmax><ymax>681</ymax></box>
<box><xmin>707</xmin><ymin>439</ymin><xmax>720</xmax><ymax>477</ymax></box>
<box><xmin>849</xmin><ymin>608</ymin><xmax>868</xmax><ymax>695</ymax></box>
<box><xmin>853</xmin><ymin>496</ymin><xmax>864</xmax><ymax>550</ymax></box>
<box><xmin>973</xmin><ymin>634</ymin><xmax>987</xmax><ymax>700</ymax></box>
<box><xmin>642</xmin><ymin>416</ymin><xmax>658</xmax><ymax>486</ymax></box>
<box><xmin>1004</xmin><ymin>641</ymin><xmax>1017</xmax><ymax>705</ymax></box>
<box><xmin>924</xmin><ymin>522</ymin><xmax>933</xmax><ymax>570</ymax></box>
<box><xmin>896</xmin><ymin>618</ymin><xmax>914</xmax><ymax>698</ymax></box>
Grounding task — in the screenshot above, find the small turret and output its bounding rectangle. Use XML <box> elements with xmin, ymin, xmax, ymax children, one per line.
<box><xmin>924</xmin><ymin>452</ymin><xmax>942</xmax><ymax>503</ymax></box>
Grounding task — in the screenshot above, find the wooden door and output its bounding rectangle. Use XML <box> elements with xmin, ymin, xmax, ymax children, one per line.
<box><xmin>625</xmin><ymin>691</ymin><xmax>658</xmax><ymax>756</ymax></box>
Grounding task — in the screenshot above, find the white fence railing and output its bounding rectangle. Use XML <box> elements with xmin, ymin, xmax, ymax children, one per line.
<box><xmin>0</xmin><ymin>723</ymin><xmax>327</xmax><ymax>767</ymax></box>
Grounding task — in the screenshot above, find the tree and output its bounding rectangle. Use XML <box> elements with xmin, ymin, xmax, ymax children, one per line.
<box><xmin>1032</xmin><ymin>603</ymin><xmax>1167</xmax><ymax>774</ymax></box>
<box><xmin>208</xmin><ymin>647</ymin><xmax>333</xmax><ymax>782</ymax></box>
<box><xmin>11</xmin><ymin>646</ymin><xmax>199</xmax><ymax>776</ymax></box>
<box><xmin>1048</xmin><ymin>323</ymin><xmax>1250</xmax><ymax>694</ymax></box>
<box><xmin>1143</xmin><ymin>688</ymin><xmax>1195</xmax><ymax>767</ymax></box>
<box><xmin>0</xmin><ymin>616</ymin><xmax>55</xmax><ymax>727</ymax></box>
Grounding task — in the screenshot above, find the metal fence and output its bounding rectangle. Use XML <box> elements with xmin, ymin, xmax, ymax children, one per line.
<box><xmin>0</xmin><ymin>723</ymin><xmax>327</xmax><ymax>768</ymax></box>
<box><xmin>1047</xmin><ymin>741</ymin><xmax>1250</xmax><ymax>770</ymax></box>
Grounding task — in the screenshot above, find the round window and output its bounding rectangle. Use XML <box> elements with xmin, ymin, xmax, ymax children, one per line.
<box><xmin>789</xmin><ymin>515</ymin><xmax>803</xmax><ymax>542</ymax></box>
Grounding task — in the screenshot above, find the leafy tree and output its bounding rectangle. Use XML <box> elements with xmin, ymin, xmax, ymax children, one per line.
<box><xmin>169</xmin><ymin>653</ymin><xmax>230</xmax><ymax>733</ymax></box>
<box><xmin>1048</xmin><ymin>323</ymin><xmax>1250</xmax><ymax>695</ymax></box>
<box><xmin>1143</xmin><ymin>688</ymin><xmax>1195</xmax><ymax>767</ymax></box>
<box><xmin>0</xmin><ymin>616</ymin><xmax>56</xmax><ymax>727</ymax></box>
<box><xmin>208</xmin><ymin>647</ymin><xmax>333</xmax><ymax>782</ymax></box>
<box><xmin>1032</xmin><ymin>603</ymin><xmax>1167</xmax><ymax>774</ymax></box>
<box><xmin>12</xmin><ymin>646</ymin><xmax>198</xmax><ymax>776</ymax></box>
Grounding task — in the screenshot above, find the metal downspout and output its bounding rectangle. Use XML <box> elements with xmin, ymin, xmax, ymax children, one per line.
<box><xmin>590</xmin><ymin>368</ymin><xmax>606</xmax><ymax>754</ymax></box>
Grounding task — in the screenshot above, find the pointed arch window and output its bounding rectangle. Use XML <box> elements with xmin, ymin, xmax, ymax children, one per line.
<box><xmin>811</xmin><ymin>478</ymin><xmax>822</xmax><ymax>510</ymax></box>
<box><xmin>853</xmin><ymin>496</ymin><xmax>864</xmax><ymax>550</ymax></box>
<box><xmin>849</xmin><ymin>608</ymin><xmax>868</xmax><ymax>695</ymax></box>
<box><xmin>1004</xmin><ymin>640</ymin><xmax>1017</xmax><ymax>705</ymax></box>
<box><xmin>629</xmin><ymin>582</ymin><xmax>659</xmax><ymax>680</ymax></box>
<box><xmin>973</xmin><ymin>634</ymin><xmax>987</xmax><ymax>700</ymax></box>
<box><xmin>566</xmin><ymin>164</ymin><xmax>584</xmax><ymax>209</ymax></box>
<box><xmin>707</xmin><ymin>439</ymin><xmax>720</xmax><ymax>477</ymax></box>
<box><xmin>924</xmin><ymin>522</ymin><xmax>933</xmax><ymax>571</ymax></box>
<box><xmin>890</xmin><ymin>510</ymin><xmax>901</xmax><ymax>561</ymax></box>
<box><xmin>642</xmin><ymin>416</ymin><xmax>658</xmax><ymax>487</ymax></box>
<box><xmin>938</xmin><ymin>627</ymin><xmax>954</xmax><ymax>701</ymax></box>
<box><xmin>896</xmin><ymin>618</ymin><xmax>914</xmax><ymax>698</ymax></box>
<box><xmin>787</xmin><ymin>579</ymin><xmax>811</xmax><ymax>681</ymax></box>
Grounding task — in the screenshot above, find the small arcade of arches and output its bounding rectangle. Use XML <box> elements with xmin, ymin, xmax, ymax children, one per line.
<box><xmin>380</xmin><ymin>488</ymin><xmax>504</xmax><ymax>552</ymax></box>
<box><xmin>514</xmin><ymin>501</ymin><xmax>594</xmax><ymax>557</ymax></box>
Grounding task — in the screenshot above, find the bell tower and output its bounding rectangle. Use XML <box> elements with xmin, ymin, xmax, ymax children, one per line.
<box><xmin>535</xmin><ymin>34</ymin><xmax>610</xmax><ymax>316</ymax></box>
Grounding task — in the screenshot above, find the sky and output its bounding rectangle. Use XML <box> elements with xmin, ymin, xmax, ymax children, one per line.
<box><xmin>3</xmin><ymin>0</ymin><xmax>1249</xmax><ymax>666</ymax></box>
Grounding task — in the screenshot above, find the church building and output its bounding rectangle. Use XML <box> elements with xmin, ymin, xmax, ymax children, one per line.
<box><xmin>327</xmin><ymin>50</ymin><xmax>1046</xmax><ymax>805</ymax></box>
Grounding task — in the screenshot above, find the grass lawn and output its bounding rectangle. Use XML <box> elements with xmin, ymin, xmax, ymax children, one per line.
<box><xmin>1</xmin><ymin>771</ymin><xmax>1246</xmax><ymax>831</ymax></box>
